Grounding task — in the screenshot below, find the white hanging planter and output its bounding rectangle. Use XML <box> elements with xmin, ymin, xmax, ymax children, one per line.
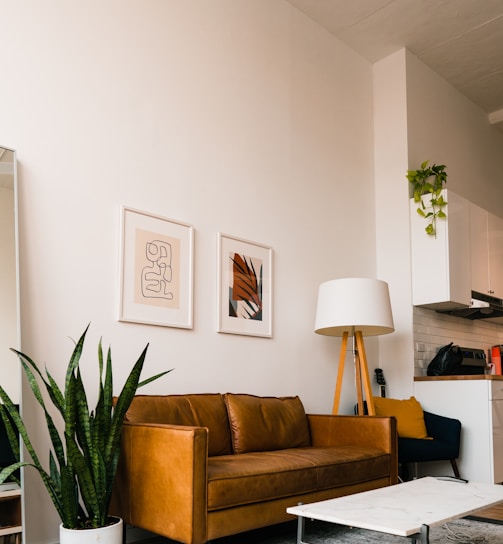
<box><xmin>59</xmin><ymin>517</ymin><xmax>123</xmax><ymax>544</ymax></box>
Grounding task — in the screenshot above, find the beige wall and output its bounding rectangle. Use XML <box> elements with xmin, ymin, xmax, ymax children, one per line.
<box><xmin>0</xmin><ymin>2</ymin><xmax>378</xmax><ymax>542</ymax></box>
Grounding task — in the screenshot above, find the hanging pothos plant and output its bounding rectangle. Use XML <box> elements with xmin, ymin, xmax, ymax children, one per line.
<box><xmin>406</xmin><ymin>160</ymin><xmax>448</xmax><ymax>236</ymax></box>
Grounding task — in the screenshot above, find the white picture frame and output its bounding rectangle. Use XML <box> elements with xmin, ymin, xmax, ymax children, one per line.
<box><xmin>118</xmin><ymin>206</ymin><xmax>194</xmax><ymax>329</ymax></box>
<box><xmin>217</xmin><ymin>232</ymin><xmax>273</xmax><ymax>337</ymax></box>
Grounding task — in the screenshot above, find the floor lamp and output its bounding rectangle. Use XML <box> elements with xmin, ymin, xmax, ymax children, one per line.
<box><xmin>314</xmin><ymin>278</ymin><xmax>394</xmax><ymax>416</ymax></box>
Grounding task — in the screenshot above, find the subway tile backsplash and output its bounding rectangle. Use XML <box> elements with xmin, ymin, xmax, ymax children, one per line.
<box><xmin>413</xmin><ymin>306</ymin><xmax>503</xmax><ymax>375</ymax></box>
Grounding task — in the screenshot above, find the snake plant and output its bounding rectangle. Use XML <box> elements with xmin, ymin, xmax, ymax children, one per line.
<box><xmin>0</xmin><ymin>325</ymin><xmax>171</xmax><ymax>529</ymax></box>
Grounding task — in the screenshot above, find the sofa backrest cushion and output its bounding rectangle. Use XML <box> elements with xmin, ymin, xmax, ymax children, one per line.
<box><xmin>124</xmin><ymin>393</ymin><xmax>232</xmax><ymax>456</ymax></box>
<box><xmin>224</xmin><ymin>393</ymin><xmax>311</xmax><ymax>454</ymax></box>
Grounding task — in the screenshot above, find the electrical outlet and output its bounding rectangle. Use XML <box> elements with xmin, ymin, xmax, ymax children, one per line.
<box><xmin>416</xmin><ymin>342</ymin><xmax>426</xmax><ymax>352</ymax></box>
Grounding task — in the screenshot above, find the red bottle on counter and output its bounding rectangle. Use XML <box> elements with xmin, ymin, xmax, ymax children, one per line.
<box><xmin>491</xmin><ymin>345</ymin><xmax>502</xmax><ymax>375</ymax></box>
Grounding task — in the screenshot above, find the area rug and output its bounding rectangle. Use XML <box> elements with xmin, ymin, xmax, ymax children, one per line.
<box><xmin>134</xmin><ymin>517</ymin><xmax>503</xmax><ymax>543</ymax></box>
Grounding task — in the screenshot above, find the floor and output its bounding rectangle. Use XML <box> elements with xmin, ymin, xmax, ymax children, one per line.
<box><xmin>473</xmin><ymin>501</ymin><xmax>503</xmax><ymax>521</ymax></box>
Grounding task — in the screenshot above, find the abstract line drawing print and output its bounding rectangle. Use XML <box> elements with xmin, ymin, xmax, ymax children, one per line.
<box><xmin>142</xmin><ymin>239</ymin><xmax>173</xmax><ymax>300</ymax></box>
<box><xmin>134</xmin><ymin>228</ymin><xmax>180</xmax><ymax>309</ymax></box>
<box><xmin>229</xmin><ymin>252</ymin><xmax>263</xmax><ymax>321</ymax></box>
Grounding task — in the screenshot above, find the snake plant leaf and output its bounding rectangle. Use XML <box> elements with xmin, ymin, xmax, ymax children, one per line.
<box><xmin>0</xmin><ymin>404</ymin><xmax>20</xmax><ymax>464</ymax></box>
<box><xmin>0</xmin><ymin>463</ymin><xmax>23</xmax><ymax>483</ymax></box>
<box><xmin>44</xmin><ymin>368</ymin><xmax>65</xmax><ymax>415</ymax></box>
<box><xmin>138</xmin><ymin>369</ymin><xmax>173</xmax><ymax>388</ymax></box>
<box><xmin>0</xmin><ymin>383</ymin><xmax>44</xmax><ymax>470</ymax></box>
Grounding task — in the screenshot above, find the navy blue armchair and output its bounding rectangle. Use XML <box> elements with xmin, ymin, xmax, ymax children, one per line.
<box><xmin>398</xmin><ymin>410</ymin><xmax>461</xmax><ymax>481</ymax></box>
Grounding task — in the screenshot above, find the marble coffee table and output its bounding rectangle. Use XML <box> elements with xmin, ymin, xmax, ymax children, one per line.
<box><xmin>287</xmin><ymin>476</ymin><xmax>503</xmax><ymax>543</ymax></box>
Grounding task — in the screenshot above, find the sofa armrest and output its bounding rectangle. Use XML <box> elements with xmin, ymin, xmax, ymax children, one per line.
<box><xmin>424</xmin><ymin>411</ymin><xmax>461</xmax><ymax>448</ymax></box>
<box><xmin>307</xmin><ymin>414</ymin><xmax>398</xmax><ymax>483</ymax></box>
<box><xmin>111</xmin><ymin>421</ymin><xmax>209</xmax><ymax>544</ymax></box>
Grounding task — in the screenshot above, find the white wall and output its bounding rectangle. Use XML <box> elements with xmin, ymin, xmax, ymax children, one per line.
<box><xmin>373</xmin><ymin>50</ymin><xmax>414</xmax><ymax>398</ymax></box>
<box><xmin>374</xmin><ymin>48</ymin><xmax>503</xmax><ymax>399</ymax></box>
<box><xmin>406</xmin><ymin>51</ymin><xmax>503</xmax><ymax>214</ymax></box>
<box><xmin>0</xmin><ymin>2</ymin><xmax>379</xmax><ymax>542</ymax></box>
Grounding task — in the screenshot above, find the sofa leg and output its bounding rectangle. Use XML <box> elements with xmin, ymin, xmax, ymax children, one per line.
<box><xmin>450</xmin><ymin>459</ymin><xmax>460</xmax><ymax>478</ymax></box>
<box><xmin>399</xmin><ymin>463</ymin><xmax>410</xmax><ymax>482</ymax></box>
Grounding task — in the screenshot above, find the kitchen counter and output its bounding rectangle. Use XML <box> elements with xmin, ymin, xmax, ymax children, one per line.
<box><xmin>415</xmin><ymin>374</ymin><xmax>503</xmax><ymax>381</ymax></box>
<box><xmin>414</xmin><ymin>378</ymin><xmax>503</xmax><ymax>483</ymax></box>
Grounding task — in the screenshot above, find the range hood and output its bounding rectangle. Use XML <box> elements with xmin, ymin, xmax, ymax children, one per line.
<box><xmin>438</xmin><ymin>291</ymin><xmax>503</xmax><ymax>323</ymax></box>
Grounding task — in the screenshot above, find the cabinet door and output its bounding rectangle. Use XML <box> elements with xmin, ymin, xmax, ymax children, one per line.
<box><xmin>410</xmin><ymin>190</ymin><xmax>471</xmax><ymax>309</ymax></box>
<box><xmin>488</xmin><ymin>213</ymin><xmax>503</xmax><ymax>298</ymax></box>
<box><xmin>470</xmin><ymin>203</ymin><xmax>490</xmax><ymax>295</ymax></box>
<box><xmin>414</xmin><ymin>380</ymin><xmax>494</xmax><ymax>483</ymax></box>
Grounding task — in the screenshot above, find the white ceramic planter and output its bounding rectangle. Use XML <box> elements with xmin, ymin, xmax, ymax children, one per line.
<box><xmin>59</xmin><ymin>517</ymin><xmax>123</xmax><ymax>544</ymax></box>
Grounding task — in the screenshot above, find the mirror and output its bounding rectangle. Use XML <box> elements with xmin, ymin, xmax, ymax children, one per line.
<box><xmin>0</xmin><ymin>147</ymin><xmax>19</xmax><ymax>403</ymax></box>
<box><xmin>0</xmin><ymin>146</ymin><xmax>22</xmax><ymax>541</ymax></box>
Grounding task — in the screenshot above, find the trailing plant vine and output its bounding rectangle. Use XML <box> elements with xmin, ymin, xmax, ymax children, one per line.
<box><xmin>407</xmin><ymin>160</ymin><xmax>448</xmax><ymax>236</ymax></box>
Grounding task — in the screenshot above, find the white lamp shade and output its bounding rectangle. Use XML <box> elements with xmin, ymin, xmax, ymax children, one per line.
<box><xmin>314</xmin><ymin>277</ymin><xmax>394</xmax><ymax>337</ymax></box>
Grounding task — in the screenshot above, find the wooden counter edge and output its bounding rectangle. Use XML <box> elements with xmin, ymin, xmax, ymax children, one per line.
<box><xmin>414</xmin><ymin>374</ymin><xmax>503</xmax><ymax>381</ymax></box>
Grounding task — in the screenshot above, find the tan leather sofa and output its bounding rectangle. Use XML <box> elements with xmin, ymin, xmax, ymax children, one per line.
<box><xmin>111</xmin><ymin>393</ymin><xmax>398</xmax><ymax>544</ymax></box>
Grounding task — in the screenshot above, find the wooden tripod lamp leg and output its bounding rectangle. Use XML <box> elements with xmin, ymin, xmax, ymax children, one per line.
<box><xmin>354</xmin><ymin>349</ymin><xmax>364</xmax><ymax>416</ymax></box>
<box><xmin>332</xmin><ymin>331</ymin><xmax>348</xmax><ymax>414</ymax></box>
<box><xmin>355</xmin><ymin>331</ymin><xmax>375</xmax><ymax>415</ymax></box>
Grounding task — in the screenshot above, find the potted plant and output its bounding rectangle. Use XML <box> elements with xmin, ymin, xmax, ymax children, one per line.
<box><xmin>0</xmin><ymin>325</ymin><xmax>171</xmax><ymax>543</ymax></box>
<box><xmin>406</xmin><ymin>160</ymin><xmax>448</xmax><ymax>236</ymax></box>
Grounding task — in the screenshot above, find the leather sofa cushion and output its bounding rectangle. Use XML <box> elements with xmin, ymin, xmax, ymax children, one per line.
<box><xmin>224</xmin><ymin>393</ymin><xmax>311</xmax><ymax>454</ymax></box>
<box><xmin>124</xmin><ymin>393</ymin><xmax>232</xmax><ymax>456</ymax></box>
<box><xmin>207</xmin><ymin>446</ymin><xmax>390</xmax><ymax>510</ymax></box>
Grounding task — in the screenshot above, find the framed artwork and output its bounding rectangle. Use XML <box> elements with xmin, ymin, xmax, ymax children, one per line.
<box><xmin>217</xmin><ymin>233</ymin><xmax>273</xmax><ymax>337</ymax></box>
<box><xmin>118</xmin><ymin>206</ymin><xmax>194</xmax><ymax>328</ymax></box>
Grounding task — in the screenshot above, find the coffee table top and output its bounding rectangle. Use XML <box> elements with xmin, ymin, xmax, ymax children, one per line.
<box><xmin>287</xmin><ymin>477</ymin><xmax>503</xmax><ymax>537</ymax></box>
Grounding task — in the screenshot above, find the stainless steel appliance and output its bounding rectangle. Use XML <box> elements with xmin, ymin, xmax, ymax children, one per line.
<box><xmin>458</xmin><ymin>346</ymin><xmax>487</xmax><ymax>375</ymax></box>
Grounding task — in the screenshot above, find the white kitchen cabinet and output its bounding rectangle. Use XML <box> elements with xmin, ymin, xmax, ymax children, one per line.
<box><xmin>469</xmin><ymin>203</ymin><xmax>489</xmax><ymax>295</ymax></box>
<box><xmin>410</xmin><ymin>189</ymin><xmax>471</xmax><ymax>310</ymax></box>
<box><xmin>414</xmin><ymin>377</ymin><xmax>503</xmax><ymax>484</ymax></box>
<box><xmin>488</xmin><ymin>213</ymin><xmax>503</xmax><ymax>297</ymax></box>
<box><xmin>470</xmin><ymin>203</ymin><xmax>503</xmax><ymax>299</ymax></box>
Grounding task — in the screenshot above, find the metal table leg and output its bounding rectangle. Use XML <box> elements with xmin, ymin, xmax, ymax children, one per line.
<box><xmin>409</xmin><ymin>524</ymin><xmax>430</xmax><ymax>543</ymax></box>
<box><xmin>295</xmin><ymin>515</ymin><xmax>309</xmax><ymax>544</ymax></box>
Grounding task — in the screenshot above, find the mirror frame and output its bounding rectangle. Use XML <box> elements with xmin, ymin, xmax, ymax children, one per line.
<box><xmin>0</xmin><ymin>145</ymin><xmax>22</xmax><ymax>541</ymax></box>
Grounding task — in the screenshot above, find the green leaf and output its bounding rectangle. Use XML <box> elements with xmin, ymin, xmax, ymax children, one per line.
<box><xmin>407</xmin><ymin>160</ymin><xmax>447</xmax><ymax>237</ymax></box>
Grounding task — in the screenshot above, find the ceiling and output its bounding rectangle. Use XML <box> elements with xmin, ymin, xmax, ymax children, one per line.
<box><xmin>287</xmin><ymin>0</ymin><xmax>503</xmax><ymax>130</ymax></box>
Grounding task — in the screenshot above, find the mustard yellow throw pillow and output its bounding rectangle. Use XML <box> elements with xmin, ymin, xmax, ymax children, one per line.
<box><xmin>373</xmin><ymin>396</ymin><xmax>429</xmax><ymax>439</ymax></box>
